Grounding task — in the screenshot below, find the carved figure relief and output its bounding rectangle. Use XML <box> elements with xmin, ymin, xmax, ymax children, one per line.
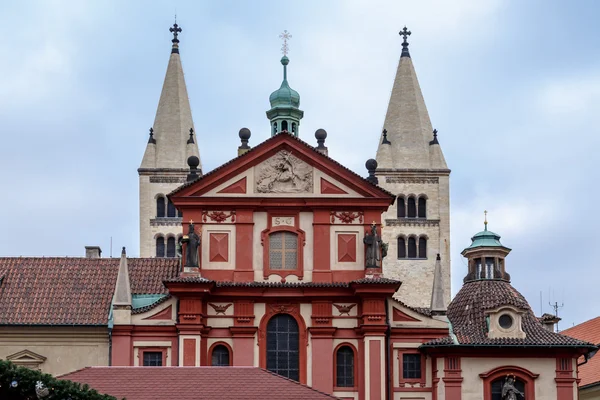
<box><xmin>502</xmin><ymin>376</ymin><xmax>525</xmax><ymax>400</ymax></box>
<box><xmin>255</xmin><ymin>151</ymin><xmax>313</xmax><ymax>193</ymax></box>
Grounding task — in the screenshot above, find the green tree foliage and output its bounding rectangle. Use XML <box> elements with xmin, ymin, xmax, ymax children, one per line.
<box><xmin>0</xmin><ymin>360</ymin><xmax>121</xmax><ymax>400</ymax></box>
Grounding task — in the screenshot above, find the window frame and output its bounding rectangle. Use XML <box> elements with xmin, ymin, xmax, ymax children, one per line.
<box><xmin>166</xmin><ymin>236</ymin><xmax>176</xmax><ymax>258</ymax></box>
<box><xmin>398</xmin><ymin>350</ymin><xmax>425</xmax><ymax>385</ymax></box>
<box><xmin>479</xmin><ymin>365</ymin><xmax>538</xmax><ymax>400</ymax></box>
<box><xmin>266</xmin><ymin>314</ymin><xmax>300</xmax><ymax>381</ymax></box>
<box><xmin>156</xmin><ymin>195</ymin><xmax>166</xmax><ymax>218</ymax></box>
<box><xmin>209</xmin><ymin>342</ymin><xmax>232</xmax><ymax>367</ymax></box>
<box><xmin>156</xmin><ymin>236</ymin><xmax>165</xmax><ymax>258</ymax></box>
<box><xmin>418</xmin><ymin>236</ymin><xmax>427</xmax><ymax>259</ymax></box>
<box><xmin>261</xmin><ymin>213</ymin><xmax>305</xmax><ymax>280</ymax></box>
<box><xmin>141</xmin><ymin>348</ymin><xmax>167</xmax><ymax>367</ymax></box>
<box><xmin>397</xmin><ymin>236</ymin><xmax>407</xmax><ymax>259</ymax></box>
<box><xmin>418</xmin><ymin>196</ymin><xmax>427</xmax><ymax>218</ymax></box>
<box><xmin>397</xmin><ymin>196</ymin><xmax>406</xmax><ymax>218</ymax></box>
<box><xmin>407</xmin><ymin>236</ymin><xmax>417</xmax><ymax>258</ymax></box>
<box><xmin>334</xmin><ymin>344</ymin><xmax>358</xmax><ymax>390</ymax></box>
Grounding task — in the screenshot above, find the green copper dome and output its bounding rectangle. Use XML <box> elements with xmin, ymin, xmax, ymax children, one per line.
<box><xmin>269</xmin><ymin>56</ymin><xmax>301</xmax><ymax>108</ymax></box>
<box><xmin>465</xmin><ymin>223</ymin><xmax>510</xmax><ymax>250</ymax></box>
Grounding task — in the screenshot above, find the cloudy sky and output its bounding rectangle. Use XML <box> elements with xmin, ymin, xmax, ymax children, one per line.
<box><xmin>1</xmin><ymin>0</ymin><xmax>598</xmax><ymax>327</ymax></box>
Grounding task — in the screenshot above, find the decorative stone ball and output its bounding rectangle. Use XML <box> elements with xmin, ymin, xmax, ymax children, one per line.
<box><xmin>365</xmin><ymin>158</ymin><xmax>378</xmax><ymax>171</ymax></box>
<box><xmin>239</xmin><ymin>128</ymin><xmax>251</xmax><ymax>140</ymax></box>
<box><xmin>187</xmin><ymin>155</ymin><xmax>200</xmax><ymax>168</ymax></box>
<box><xmin>315</xmin><ymin>129</ymin><xmax>327</xmax><ymax>140</ymax></box>
<box><xmin>280</xmin><ymin>55</ymin><xmax>290</xmax><ymax>65</ymax></box>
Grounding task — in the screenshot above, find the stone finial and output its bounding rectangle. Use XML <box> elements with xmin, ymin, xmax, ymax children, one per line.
<box><xmin>431</xmin><ymin>254</ymin><xmax>446</xmax><ymax>315</ymax></box>
<box><xmin>187</xmin><ymin>128</ymin><xmax>195</xmax><ymax>144</ymax></box>
<box><xmin>429</xmin><ymin>128</ymin><xmax>439</xmax><ymax>145</ymax></box>
<box><xmin>187</xmin><ymin>155</ymin><xmax>200</xmax><ymax>182</ymax></box>
<box><xmin>170</xmin><ymin>22</ymin><xmax>182</xmax><ymax>53</ymax></box>
<box><xmin>238</xmin><ymin>128</ymin><xmax>251</xmax><ymax>156</ymax></box>
<box><xmin>113</xmin><ymin>246</ymin><xmax>132</xmax><ymax>307</ymax></box>
<box><xmin>400</xmin><ymin>26</ymin><xmax>411</xmax><ymax>58</ymax></box>
<box><xmin>148</xmin><ymin>127</ymin><xmax>156</xmax><ymax>144</ymax></box>
<box><xmin>365</xmin><ymin>159</ymin><xmax>378</xmax><ymax>185</ymax></box>
<box><xmin>315</xmin><ymin>129</ymin><xmax>328</xmax><ymax>156</ymax></box>
<box><xmin>381</xmin><ymin>128</ymin><xmax>391</xmax><ymax>145</ymax></box>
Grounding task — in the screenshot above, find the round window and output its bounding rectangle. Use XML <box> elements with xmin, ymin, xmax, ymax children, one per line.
<box><xmin>498</xmin><ymin>314</ymin><xmax>514</xmax><ymax>329</ymax></box>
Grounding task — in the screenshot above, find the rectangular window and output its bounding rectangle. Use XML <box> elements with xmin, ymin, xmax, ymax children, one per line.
<box><xmin>402</xmin><ymin>354</ymin><xmax>422</xmax><ymax>379</ymax></box>
<box><xmin>269</xmin><ymin>231</ymin><xmax>298</xmax><ymax>270</ymax></box>
<box><xmin>143</xmin><ymin>351</ymin><xmax>163</xmax><ymax>366</ymax></box>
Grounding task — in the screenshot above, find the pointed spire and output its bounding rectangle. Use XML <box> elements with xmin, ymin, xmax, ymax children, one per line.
<box><xmin>375</xmin><ymin>28</ymin><xmax>448</xmax><ymax>170</ymax></box>
<box><xmin>140</xmin><ymin>22</ymin><xmax>201</xmax><ymax>171</ymax></box>
<box><xmin>113</xmin><ymin>247</ymin><xmax>132</xmax><ymax>307</ymax></box>
<box><xmin>431</xmin><ymin>254</ymin><xmax>446</xmax><ymax>315</ymax></box>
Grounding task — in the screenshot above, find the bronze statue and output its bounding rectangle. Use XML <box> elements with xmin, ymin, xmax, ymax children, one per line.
<box><xmin>363</xmin><ymin>223</ymin><xmax>382</xmax><ymax>268</ymax></box>
<box><xmin>502</xmin><ymin>376</ymin><xmax>524</xmax><ymax>400</ymax></box>
<box><xmin>182</xmin><ymin>221</ymin><xmax>200</xmax><ymax>268</ymax></box>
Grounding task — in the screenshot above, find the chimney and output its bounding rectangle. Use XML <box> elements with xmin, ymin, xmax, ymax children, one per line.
<box><xmin>85</xmin><ymin>246</ymin><xmax>102</xmax><ymax>258</ymax></box>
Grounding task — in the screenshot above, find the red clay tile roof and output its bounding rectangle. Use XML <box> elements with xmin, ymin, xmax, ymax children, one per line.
<box><xmin>0</xmin><ymin>257</ymin><xmax>179</xmax><ymax>325</ymax></box>
<box><xmin>59</xmin><ymin>367</ymin><xmax>340</xmax><ymax>400</ymax></box>
<box><xmin>422</xmin><ymin>280</ymin><xmax>595</xmax><ymax>349</ymax></box>
<box><xmin>562</xmin><ymin>316</ymin><xmax>600</xmax><ymax>388</ymax></box>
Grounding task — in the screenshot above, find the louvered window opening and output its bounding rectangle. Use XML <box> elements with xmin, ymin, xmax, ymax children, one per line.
<box><xmin>336</xmin><ymin>346</ymin><xmax>354</xmax><ymax>387</ymax></box>
<box><xmin>402</xmin><ymin>354</ymin><xmax>421</xmax><ymax>379</ymax></box>
<box><xmin>269</xmin><ymin>232</ymin><xmax>298</xmax><ymax>270</ymax></box>
<box><xmin>211</xmin><ymin>345</ymin><xmax>230</xmax><ymax>366</ymax></box>
<box><xmin>143</xmin><ymin>352</ymin><xmax>163</xmax><ymax>366</ymax></box>
<box><xmin>266</xmin><ymin>314</ymin><xmax>299</xmax><ymax>381</ymax></box>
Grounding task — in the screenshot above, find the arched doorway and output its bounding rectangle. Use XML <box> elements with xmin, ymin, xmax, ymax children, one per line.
<box><xmin>266</xmin><ymin>314</ymin><xmax>299</xmax><ymax>381</ymax></box>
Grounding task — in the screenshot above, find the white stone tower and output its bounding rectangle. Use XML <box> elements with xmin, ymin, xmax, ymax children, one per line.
<box><xmin>376</xmin><ymin>28</ymin><xmax>451</xmax><ymax>308</ymax></box>
<box><xmin>138</xmin><ymin>23</ymin><xmax>201</xmax><ymax>258</ymax></box>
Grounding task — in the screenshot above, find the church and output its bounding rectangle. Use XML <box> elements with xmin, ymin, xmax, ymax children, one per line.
<box><xmin>0</xmin><ymin>23</ymin><xmax>596</xmax><ymax>400</ymax></box>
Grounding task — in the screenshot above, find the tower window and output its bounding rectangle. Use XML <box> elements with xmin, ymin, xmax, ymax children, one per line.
<box><xmin>418</xmin><ymin>197</ymin><xmax>426</xmax><ymax>218</ymax></box>
<box><xmin>407</xmin><ymin>197</ymin><xmax>416</xmax><ymax>218</ymax></box>
<box><xmin>292</xmin><ymin>123</ymin><xmax>297</xmax><ymax>134</ymax></box>
<box><xmin>397</xmin><ymin>237</ymin><xmax>406</xmax><ymax>258</ymax></box>
<box><xmin>281</xmin><ymin>120</ymin><xmax>288</xmax><ymax>132</ymax></box>
<box><xmin>156</xmin><ymin>196</ymin><xmax>165</xmax><ymax>218</ymax></box>
<box><xmin>269</xmin><ymin>231</ymin><xmax>298</xmax><ymax>270</ymax></box>
<box><xmin>418</xmin><ymin>237</ymin><xmax>427</xmax><ymax>259</ymax></box>
<box><xmin>156</xmin><ymin>237</ymin><xmax>165</xmax><ymax>258</ymax></box>
<box><xmin>166</xmin><ymin>237</ymin><xmax>176</xmax><ymax>258</ymax></box>
<box><xmin>335</xmin><ymin>346</ymin><xmax>355</xmax><ymax>388</ymax></box>
<box><xmin>407</xmin><ymin>237</ymin><xmax>417</xmax><ymax>258</ymax></box>
<box><xmin>211</xmin><ymin>345</ymin><xmax>230</xmax><ymax>366</ymax></box>
<box><xmin>273</xmin><ymin>122</ymin><xmax>278</xmax><ymax>135</ymax></box>
<box><xmin>266</xmin><ymin>314</ymin><xmax>299</xmax><ymax>381</ymax></box>
<box><xmin>397</xmin><ymin>196</ymin><xmax>406</xmax><ymax>218</ymax></box>
<box><xmin>167</xmin><ymin>199</ymin><xmax>176</xmax><ymax>218</ymax></box>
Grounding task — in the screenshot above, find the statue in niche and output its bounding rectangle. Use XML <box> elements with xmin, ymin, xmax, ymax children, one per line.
<box><xmin>363</xmin><ymin>223</ymin><xmax>383</xmax><ymax>268</ymax></box>
<box><xmin>502</xmin><ymin>376</ymin><xmax>525</xmax><ymax>400</ymax></box>
<box><xmin>182</xmin><ymin>221</ymin><xmax>200</xmax><ymax>268</ymax></box>
<box><xmin>255</xmin><ymin>150</ymin><xmax>313</xmax><ymax>193</ymax></box>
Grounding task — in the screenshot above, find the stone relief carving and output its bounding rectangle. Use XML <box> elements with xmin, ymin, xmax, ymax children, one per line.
<box><xmin>255</xmin><ymin>151</ymin><xmax>313</xmax><ymax>193</ymax></box>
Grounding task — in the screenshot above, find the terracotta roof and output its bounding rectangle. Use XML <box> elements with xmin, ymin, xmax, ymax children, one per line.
<box><xmin>168</xmin><ymin>131</ymin><xmax>395</xmax><ymax>198</ymax></box>
<box><xmin>165</xmin><ymin>277</ymin><xmax>401</xmax><ymax>289</ymax></box>
<box><xmin>422</xmin><ymin>280</ymin><xmax>595</xmax><ymax>349</ymax></box>
<box><xmin>59</xmin><ymin>367</ymin><xmax>340</xmax><ymax>400</ymax></box>
<box><xmin>0</xmin><ymin>257</ymin><xmax>179</xmax><ymax>325</ymax></box>
<box><xmin>562</xmin><ymin>316</ymin><xmax>600</xmax><ymax>388</ymax></box>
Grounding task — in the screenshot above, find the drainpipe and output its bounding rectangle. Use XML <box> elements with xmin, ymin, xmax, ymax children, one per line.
<box><xmin>108</xmin><ymin>327</ymin><xmax>112</xmax><ymax>366</ymax></box>
<box><xmin>385</xmin><ymin>298</ymin><xmax>392</xmax><ymax>400</ymax></box>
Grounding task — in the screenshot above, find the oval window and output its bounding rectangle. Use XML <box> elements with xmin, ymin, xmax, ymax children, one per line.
<box><xmin>499</xmin><ymin>314</ymin><xmax>513</xmax><ymax>329</ymax></box>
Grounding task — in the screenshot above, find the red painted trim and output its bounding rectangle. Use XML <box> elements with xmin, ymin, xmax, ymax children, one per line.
<box><xmin>208</xmin><ymin>341</ymin><xmax>233</xmax><ymax>366</ymax></box>
<box><xmin>555</xmin><ymin>357</ymin><xmax>575</xmax><ymax>400</ymax></box>
<box><xmin>183</xmin><ymin>338</ymin><xmax>196</xmax><ymax>366</ymax></box>
<box><xmin>261</xmin><ymin>212</ymin><xmax>305</xmax><ymax>280</ymax></box>
<box><xmin>442</xmin><ymin>357</ymin><xmax>462</xmax><ymax>400</ymax></box>
<box><xmin>397</xmin><ymin>349</ymin><xmax>426</xmax><ymax>386</ymax></box>
<box><xmin>257</xmin><ymin>303</ymin><xmax>307</xmax><ymax>384</ymax></box>
<box><xmin>369</xmin><ymin>340</ymin><xmax>382</xmax><ymax>400</ymax></box>
<box><xmin>321</xmin><ymin>178</ymin><xmax>348</xmax><ymax>194</ymax></box>
<box><xmin>142</xmin><ymin>305</ymin><xmax>173</xmax><ymax>320</ymax></box>
<box><xmin>235</xmin><ymin>210</ymin><xmax>253</xmax><ymax>273</ymax></box>
<box><xmin>313</xmin><ymin>210</ymin><xmax>330</xmax><ymax>273</ymax></box>
<box><xmin>217</xmin><ymin>177</ymin><xmax>247</xmax><ymax>194</ymax></box>
<box><xmin>333</xmin><ymin>343</ymin><xmax>359</xmax><ymax>392</ymax></box>
<box><xmin>479</xmin><ymin>365</ymin><xmax>538</xmax><ymax>400</ymax></box>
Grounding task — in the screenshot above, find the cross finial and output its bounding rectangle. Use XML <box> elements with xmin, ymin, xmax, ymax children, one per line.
<box><xmin>148</xmin><ymin>127</ymin><xmax>156</xmax><ymax>144</ymax></box>
<box><xmin>279</xmin><ymin>30</ymin><xmax>292</xmax><ymax>56</ymax></box>
<box><xmin>170</xmin><ymin>22</ymin><xmax>182</xmax><ymax>44</ymax></box>
<box><xmin>187</xmin><ymin>127</ymin><xmax>195</xmax><ymax>144</ymax></box>
<box><xmin>381</xmin><ymin>128</ymin><xmax>391</xmax><ymax>145</ymax></box>
<box><xmin>400</xmin><ymin>26</ymin><xmax>412</xmax><ymax>57</ymax></box>
<box><xmin>484</xmin><ymin>210</ymin><xmax>488</xmax><ymax>230</ymax></box>
<box><xmin>429</xmin><ymin>128</ymin><xmax>439</xmax><ymax>145</ymax></box>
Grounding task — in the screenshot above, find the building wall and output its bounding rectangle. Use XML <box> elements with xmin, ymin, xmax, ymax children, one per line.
<box><xmin>581</xmin><ymin>385</ymin><xmax>600</xmax><ymax>400</ymax></box>
<box><xmin>0</xmin><ymin>326</ymin><xmax>109</xmax><ymax>376</ymax></box>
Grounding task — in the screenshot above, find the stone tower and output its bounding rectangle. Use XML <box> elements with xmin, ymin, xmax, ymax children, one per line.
<box><xmin>376</xmin><ymin>28</ymin><xmax>451</xmax><ymax>308</ymax></box>
<box><xmin>138</xmin><ymin>23</ymin><xmax>201</xmax><ymax>258</ymax></box>
<box><xmin>266</xmin><ymin>31</ymin><xmax>304</xmax><ymax>137</ymax></box>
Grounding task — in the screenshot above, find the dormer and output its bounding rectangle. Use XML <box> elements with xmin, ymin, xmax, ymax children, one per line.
<box><xmin>485</xmin><ymin>305</ymin><xmax>526</xmax><ymax>339</ymax></box>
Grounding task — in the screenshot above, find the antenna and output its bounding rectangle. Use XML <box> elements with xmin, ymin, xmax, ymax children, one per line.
<box><xmin>110</xmin><ymin>237</ymin><xmax>113</xmax><ymax>258</ymax></box>
<box><xmin>549</xmin><ymin>301</ymin><xmax>564</xmax><ymax>332</ymax></box>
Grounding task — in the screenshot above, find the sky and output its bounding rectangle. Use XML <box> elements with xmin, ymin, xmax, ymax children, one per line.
<box><xmin>0</xmin><ymin>0</ymin><xmax>598</xmax><ymax>328</ymax></box>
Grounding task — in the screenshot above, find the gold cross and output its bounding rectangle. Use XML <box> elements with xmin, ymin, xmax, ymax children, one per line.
<box><xmin>189</xmin><ymin>219</ymin><xmax>194</xmax><ymax>224</ymax></box>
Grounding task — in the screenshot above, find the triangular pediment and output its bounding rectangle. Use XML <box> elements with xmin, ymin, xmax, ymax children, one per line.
<box><xmin>170</xmin><ymin>134</ymin><xmax>393</xmax><ymax>202</ymax></box>
<box><xmin>389</xmin><ymin>300</ymin><xmax>448</xmax><ymax>329</ymax></box>
<box><xmin>7</xmin><ymin>350</ymin><xmax>47</xmax><ymax>363</ymax></box>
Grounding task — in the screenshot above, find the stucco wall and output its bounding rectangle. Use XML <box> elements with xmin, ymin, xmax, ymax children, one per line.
<box><xmin>0</xmin><ymin>326</ymin><xmax>109</xmax><ymax>376</ymax></box>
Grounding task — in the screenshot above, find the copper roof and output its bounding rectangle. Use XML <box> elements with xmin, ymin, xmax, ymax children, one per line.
<box><xmin>0</xmin><ymin>257</ymin><xmax>179</xmax><ymax>325</ymax></box>
<box><xmin>59</xmin><ymin>367</ymin><xmax>340</xmax><ymax>400</ymax></box>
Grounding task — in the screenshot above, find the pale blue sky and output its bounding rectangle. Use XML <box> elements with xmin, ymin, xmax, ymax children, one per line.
<box><xmin>1</xmin><ymin>0</ymin><xmax>598</xmax><ymax>327</ymax></box>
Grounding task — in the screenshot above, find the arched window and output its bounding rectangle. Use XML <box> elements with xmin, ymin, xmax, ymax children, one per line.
<box><xmin>292</xmin><ymin>123</ymin><xmax>297</xmax><ymax>134</ymax></box>
<box><xmin>397</xmin><ymin>197</ymin><xmax>406</xmax><ymax>218</ymax></box>
<box><xmin>269</xmin><ymin>232</ymin><xmax>298</xmax><ymax>270</ymax></box>
<box><xmin>418</xmin><ymin>197</ymin><xmax>426</xmax><ymax>218</ymax></box>
<box><xmin>407</xmin><ymin>197</ymin><xmax>416</xmax><ymax>218</ymax></box>
<box><xmin>166</xmin><ymin>237</ymin><xmax>176</xmax><ymax>258</ymax></box>
<box><xmin>156</xmin><ymin>196</ymin><xmax>165</xmax><ymax>218</ymax></box>
<box><xmin>397</xmin><ymin>237</ymin><xmax>406</xmax><ymax>259</ymax></box>
<box><xmin>273</xmin><ymin>122</ymin><xmax>278</xmax><ymax>135</ymax></box>
<box><xmin>281</xmin><ymin>120</ymin><xmax>288</xmax><ymax>131</ymax></box>
<box><xmin>167</xmin><ymin>199</ymin><xmax>176</xmax><ymax>218</ymax></box>
<box><xmin>156</xmin><ymin>237</ymin><xmax>165</xmax><ymax>258</ymax></box>
<box><xmin>418</xmin><ymin>237</ymin><xmax>427</xmax><ymax>259</ymax></box>
<box><xmin>211</xmin><ymin>344</ymin><xmax>230</xmax><ymax>366</ymax></box>
<box><xmin>336</xmin><ymin>346</ymin><xmax>355</xmax><ymax>388</ymax></box>
<box><xmin>267</xmin><ymin>314</ymin><xmax>299</xmax><ymax>381</ymax></box>
<box><xmin>408</xmin><ymin>237</ymin><xmax>417</xmax><ymax>258</ymax></box>
<box><xmin>491</xmin><ymin>377</ymin><xmax>525</xmax><ymax>400</ymax></box>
